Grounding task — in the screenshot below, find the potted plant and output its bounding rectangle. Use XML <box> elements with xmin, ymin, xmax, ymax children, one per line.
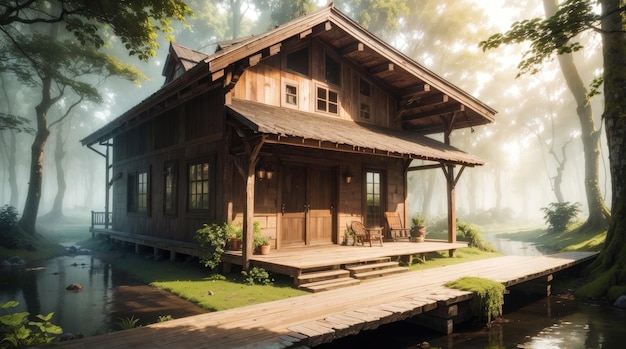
<box><xmin>224</xmin><ymin>222</ymin><xmax>242</xmax><ymax>251</ymax></box>
<box><xmin>342</xmin><ymin>227</ymin><xmax>355</xmax><ymax>246</ymax></box>
<box><xmin>254</xmin><ymin>234</ymin><xmax>271</xmax><ymax>255</ymax></box>
<box><xmin>410</xmin><ymin>214</ymin><xmax>426</xmax><ymax>242</ymax></box>
<box><xmin>253</xmin><ymin>222</ymin><xmax>270</xmax><ymax>254</ymax></box>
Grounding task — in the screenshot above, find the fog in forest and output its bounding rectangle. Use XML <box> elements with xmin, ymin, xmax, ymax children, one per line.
<box><xmin>0</xmin><ymin>0</ymin><xmax>610</xmax><ymax>230</ymax></box>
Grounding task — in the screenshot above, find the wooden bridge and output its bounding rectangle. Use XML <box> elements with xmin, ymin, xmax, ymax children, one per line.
<box><xmin>59</xmin><ymin>251</ymin><xmax>597</xmax><ymax>348</ymax></box>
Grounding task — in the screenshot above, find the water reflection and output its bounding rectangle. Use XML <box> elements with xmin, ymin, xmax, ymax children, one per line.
<box><xmin>0</xmin><ymin>254</ymin><xmax>204</xmax><ymax>336</ymax></box>
<box><xmin>482</xmin><ymin>232</ymin><xmax>552</xmax><ymax>256</ymax></box>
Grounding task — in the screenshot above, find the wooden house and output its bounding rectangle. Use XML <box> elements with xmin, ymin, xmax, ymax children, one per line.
<box><xmin>82</xmin><ymin>5</ymin><xmax>495</xmax><ymax>268</ymax></box>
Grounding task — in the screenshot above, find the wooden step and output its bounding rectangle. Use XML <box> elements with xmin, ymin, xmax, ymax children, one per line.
<box><xmin>344</xmin><ymin>257</ymin><xmax>391</xmax><ymax>268</ymax></box>
<box><xmin>345</xmin><ymin>261</ymin><xmax>400</xmax><ymax>273</ymax></box>
<box><xmin>352</xmin><ymin>266</ymin><xmax>409</xmax><ymax>280</ymax></box>
<box><xmin>295</xmin><ymin>269</ymin><xmax>350</xmax><ymax>286</ymax></box>
<box><xmin>298</xmin><ymin>278</ymin><xmax>361</xmax><ymax>293</ymax></box>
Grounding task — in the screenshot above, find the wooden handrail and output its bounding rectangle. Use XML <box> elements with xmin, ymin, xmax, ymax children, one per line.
<box><xmin>91</xmin><ymin>211</ymin><xmax>112</xmax><ymax>229</ymax></box>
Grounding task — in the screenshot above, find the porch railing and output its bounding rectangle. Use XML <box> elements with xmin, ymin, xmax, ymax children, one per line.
<box><xmin>90</xmin><ymin>211</ymin><xmax>112</xmax><ymax>230</ymax></box>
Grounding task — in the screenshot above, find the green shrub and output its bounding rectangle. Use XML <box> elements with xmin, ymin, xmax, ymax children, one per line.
<box><xmin>194</xmin><ymin>223</ymin><xmax>229</xmax><ymax>270</ymax></box>
<box><xmin>115</xmin><ymin>316</ymin><xmax>140</xmax><ymax>330</ymax></box>
<box><xmin>241</xmin><ymin>266</ymin><xmax>273</xmax><ymax>286</ymax></box>
<box><xmin>0</xmin><ymin>301</ymin><xmax>63</xmax><ymax>347</ymax></box>
<box><xmin>445</xmin><ymin>277</ymin><xmax>505</xmax><ymax>324</ymax></box>
<box><xmin>541</xmin><ymin>202</ymin><xmax>581</xmax><ymax>233</ymax></box>
<box><xmin>0</xmin><ymin>205</ymin><xmax>21</xmax><ymax>249</ymax></box>
<box><xmin>457</xmin><ymin>221</ymin><xmax>496</xmax><ymax>252</ymax></box>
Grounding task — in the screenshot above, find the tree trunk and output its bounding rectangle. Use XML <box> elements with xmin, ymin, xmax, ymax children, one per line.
<box><xmin>543</xmin><ymin>0</ymin><xmax>611</xmax><ymax>229</ymax></box>
<box><xmin>577</xmin><ymin>0</ymin><xmax>626</xmax><ymax>298</ymax></box>
<box><xmin>17</xmin><ymin>76</ymin><xmax>54</xmax><ymax>235</ymax></box>
<box><xmin>0</xmin><ymin>75</ymin><xmax>20</xmax><ymax>207</ymax></box>
<box><xmin>45</xmin><ymin>126</ymin><xmax>67</xmax><ymax>220</ymax></box>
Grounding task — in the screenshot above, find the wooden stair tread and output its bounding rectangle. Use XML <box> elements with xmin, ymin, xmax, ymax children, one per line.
<box><xmin>299</xmin><ymin>278</ymin><xmax>361</xmax><ymax>292</ymax></box>
<box><xmin>296</xmin><ymin>269</ymin><xmax>349</xmax><ymax>281</ymax></box>
<box><xmin>353</xmin><ymin>266</ymin><xmax>409</xmax><ymax>279</ymax></box>
<box><xmin>345</xmin><ymin>261</ymin><xmax>399</xmax><ymax>272</ymax></box>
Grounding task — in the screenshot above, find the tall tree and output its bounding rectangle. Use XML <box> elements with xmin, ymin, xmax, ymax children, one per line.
<box><xmin>480</xmin><ymin>0</ymin><xmax>626</xmax><ymax>298</ymax></box>
<box><xmin>1</xmin><ymin>1</ymin><xmax>191</xmax><ymax>236</ymax></box>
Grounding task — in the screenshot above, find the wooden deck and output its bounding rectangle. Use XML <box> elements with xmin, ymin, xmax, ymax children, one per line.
<box><xmin>59</xmin><ymin>251</ymin><xmax>597</xmax><ymax>349</ymax></box>
<box><xmin>223</xmin><ymin>240</ymin><xmax>469</xmax><ymax>277</ymax></box>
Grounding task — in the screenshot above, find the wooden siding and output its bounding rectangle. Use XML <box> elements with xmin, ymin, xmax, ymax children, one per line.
<box><xmin>110</xmin><ymin>89</ymin><xmax>226</xmax><ymax>243</ymax></box>
<box><xmin>231</xmin><ymin>38</ymin><xmax>398</xmax><ymax>128</ymax></box>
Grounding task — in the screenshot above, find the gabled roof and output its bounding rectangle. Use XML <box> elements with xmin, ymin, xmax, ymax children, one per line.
<box><xmin>161</xmin><ymin>43</ymin><xmax>209</xmax><ymax>84</ymax></box>
<box><xmin>204</xmin><ymin>5</ymin><xmax>496</xmax><ymax>134</ymax></box>
<box><xmin>82</xmin><ymin>5</ymin><xmax>495</xmax><ymax>147</ymax></box>
<box><xmin>227</xmin><ymin>98</ymin><xmax>484</xmax><ymax>166</ymax></box>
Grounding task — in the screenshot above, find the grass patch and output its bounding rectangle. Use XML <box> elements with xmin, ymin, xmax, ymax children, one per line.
<box><xmin>445</xmin><ymin>276</ymin><xmax>506</xmax><ymax>324</ymax></box>
<box><xmin>96</xmin><ymin>251</ymin><xmax>307</xmax><ymax>312</ymax></box>
<box><xmin>496</xmin><ymin>223</ymin><xmax>605</xmax><ymax>252</ymax></box>
<box><xmin>409</xmin><ymin>247</ymin><xmax>502</xmax><ymax>271</ymax></box>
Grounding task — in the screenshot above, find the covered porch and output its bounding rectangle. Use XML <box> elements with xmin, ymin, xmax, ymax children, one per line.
<box><xmin>223</xmin><ymin>240</ymin><xmax>469</xmax><ymax>291</ymax></box>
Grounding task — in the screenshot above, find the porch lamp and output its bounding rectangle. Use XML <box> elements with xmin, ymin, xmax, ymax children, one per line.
<box><xmin>265</xmin><ymin>166</ymin><xmax>274</xmax><ymax>180</ymax></box>
<box><xmin>256</xmin><ymin>166</ymin><xmax>266</xmax><ymax>180</ymax></box>
<box><xmin>343</xmin><ymin>171</ymin><xmax>353</xmax><ymax>184</ymax></box>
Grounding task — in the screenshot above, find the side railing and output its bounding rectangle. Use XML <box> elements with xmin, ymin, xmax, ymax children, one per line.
<box><xmin>91</xmin><ymin>211</ymin><xmax>112</xmax><ymax>233</ymax></box>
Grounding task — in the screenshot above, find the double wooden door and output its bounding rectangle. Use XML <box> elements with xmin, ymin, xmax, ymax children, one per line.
<box><xmin>281</xmin><ymin>164</ymin><xmax>335</xmax><ymax>246</ymax></box>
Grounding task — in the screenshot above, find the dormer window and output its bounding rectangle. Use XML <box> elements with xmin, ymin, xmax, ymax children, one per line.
<box><xmin>316</xmin><ymin>86</ymin><xmax>339</xmax><ymax>115</ymax></box>
<box><xmin>286</xmin><ymin>47</ymin><xmax>310</xmax><ymax>76</ymax></box>
<box><xmin>325</xmin><ymin>54</ymin><xmax>340</xmax><ymax>86</ymax></box>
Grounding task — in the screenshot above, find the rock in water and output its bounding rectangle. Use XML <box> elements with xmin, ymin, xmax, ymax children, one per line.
<box><xmin>66</xmin><ymin>283</ymin><xmax>83</xmax><ymax>291</ymax></box>
<box><xmin>613</xmin><ymin>295</ymin><xmax>626</xmax><ymax>309</ymax></box>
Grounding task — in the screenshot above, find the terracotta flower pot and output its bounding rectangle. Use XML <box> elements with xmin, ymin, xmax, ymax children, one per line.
<box><xmin>259</xmin><ymin>245</ymin><xmax>271</xmax><ymax>255</ymax></box>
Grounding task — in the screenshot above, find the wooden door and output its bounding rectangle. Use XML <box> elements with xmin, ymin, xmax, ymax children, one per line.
<box><xmin>308</xmin><ymin>166</ymin><xmax>334</xmax><ymax>244</ymax></box>
<box><xmin>280</xmin><ymin>164</ymin><xmax>335</xmax><ymax>246</ymax></box>
<box><xmin>280</xmin><ymin>164</ymin><xmax>306</xmax><ymax>246</ymax></box>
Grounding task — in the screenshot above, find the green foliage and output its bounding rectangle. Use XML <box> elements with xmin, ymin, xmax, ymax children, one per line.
<box><xmin>241</xmin><ymin>267</ymin><xmax>274</xmax><ymax>286</ymax></box>
<box><xmin>457</xmin><ymin>221</ymin><xmax>497</xmax><ymax>252</ymax></box>
<box><xmin>0</xmin><ymin>205</ymin><xmax>23</xmax><ymax>249</ymax></box>
<box><xmin>0</xmin><ymin>301</ymin><xmax>63</xmax><ymax>347</ymax></box>
<box><xmin>445</xmin><ymin>277</ymin><xmax>505</xmax><ymax>324</ymax></box>
<box><xmin>0</xmin><ymin>0</ymin><xmax>192</xmax><ymax>62</ymax></box>
<box><xmin>0</xmin><ymin>114</ymin><xmax>35</xmax><ymax>135</ymax></box>
<box><xmin>410</xmin><ymin>214</ymin><xmax>426</xmax><ymax>227</ymax></box>
<box><xmin>253</xmin><ymin>222</ymin><xmax>269</xmax><ymax>247</ymax></box>
<box><xmin>479</xmin><ymin>0</ymin><xmax>597</xmax><ymax>77</ymax></box>
<box><xmin>157</xmin><ymin>315</ymin><xmax>174</xmax><ymax>323</ymax></box>
<box><xmin>541</xmin><ymin>202</ymin><xmax>581</xmax><ymax>233</ymax></box>
<box><xmin>115</xmin><ymin>316</ymin><xmax>141</xmax><ymax>330</ymax></box>
<box><xmin>224</xmin><ymin>222</ymin><xmax>243</xmax><ymax>240</ymax></box>
<box><xmin>194</xmin><ymin>223</ymin><xmax>229</xmax><ymax>270</ymax></box>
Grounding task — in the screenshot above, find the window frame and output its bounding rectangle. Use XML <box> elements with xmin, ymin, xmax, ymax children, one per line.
<box><xmin>363</xmin><ymin>169</ymin><xmax>386</xmax><ymax>228</ymax></box>
<box><xmin>281</xmin><ymin>79</ymin><xmax>299</xmax><ymax>109</ymax></box>
<box><xmin>187</xmin><ymin>160</ymin><xmax>212</xmax><ymax>212</ymax></box>
<box><xmin>285</xmin><ymin>45</ymin><xmax>311</xmax><ymax>77</ymax></box>
<box><xmin>163</xmin><ymin>161</ymin><xmax>178</xmax><ymax>215</ymax></box>
<box><xmin>315</xmin><ymin>84</ymin><xmax>340</xmax><ymax>115</ymax></box>
<box><xmin>127</xmin><ymin>167</ymin><xmax>150</xmax><ymax>215</ymax></box>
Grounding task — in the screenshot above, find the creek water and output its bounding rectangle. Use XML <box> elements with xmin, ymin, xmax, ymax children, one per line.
<box><xmin>1</xmin><ymin>235</ymin><xmax>624</xmax><ymax>348</ymax></box>
<box><xmin>0</xmin><ymin>252</ymin><xmax>205</xmax><ymax>337</ymax></box>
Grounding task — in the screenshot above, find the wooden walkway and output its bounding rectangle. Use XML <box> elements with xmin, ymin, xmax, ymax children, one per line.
<box><xmin>59</xmin><ymin>251</ymin><xmax>597</xmax><ymax>349</ymax></box>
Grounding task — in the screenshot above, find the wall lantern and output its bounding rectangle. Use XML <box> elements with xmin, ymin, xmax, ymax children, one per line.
<box><xmin>256</xmin><ymin>163</ymin><xmax>274</xmax><ymax>180</ymax></box>
<box><xmin>343</xmin><ymin>171</ymin><xmax>353</xmax><ymax>184</ymax></box>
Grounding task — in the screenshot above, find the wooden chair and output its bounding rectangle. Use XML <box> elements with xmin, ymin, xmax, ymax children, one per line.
<box><xmin>384</xmin><ymin>212</ymin><xmax>410</xmax><ymax>241</ymax></box>
<box><xmin>350</xmin><ymin>221</ymin><xmax>383</xmax><ymax>247</ymax></box>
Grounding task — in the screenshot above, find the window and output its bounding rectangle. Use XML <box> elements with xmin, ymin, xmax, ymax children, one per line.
<box><xmin>325</xmin><ymin>54</ymin><xmax>340</xmax><ymax>86</ymax></box>
<box><xmin>365</xmin><ymin>170</ymin><xmax>384</xmax><ymax>227</ymax></box>
<box><xmin>285</xmin><ymin>84</ymin><xmax>298</xmax><ymax>106</ymax></box>
<box><xmin>164</xmin><ymin>161</ymin><xmax>177</xmax><ymax>215</ymax></box>
<box><xmin>286</xmin><ymin>47</ymin><xmax>310</xmax><ymax>76</ymax></box>
<box><xmin>359</xmin><ymin>78</ymin><xmax>371</xmax><ymax>121</ymax></box>
<box><xmin>128</xmin><ymin>170</ymin><xmax>149</xmax><ymax>213</ymax></box>
<box><xmin>360</xmin><ymin>103</ymin><xmax>370</xmax><ymax>120</ymax></box>
<box><xmin>188</xmin><ymin>162</ymin><xmax>210</xmax><ymax>210</ymax></box>
<box><xmin>316</xmin><ymin>86</ymin><xmax>339</xmax><ymax>115</ymax></box>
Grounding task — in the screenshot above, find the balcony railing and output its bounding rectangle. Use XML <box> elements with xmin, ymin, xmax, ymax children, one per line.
<box><xmin>90</xmin><ymin>211</ymin><xmax>112</xmax><ymax>230</ymax></box>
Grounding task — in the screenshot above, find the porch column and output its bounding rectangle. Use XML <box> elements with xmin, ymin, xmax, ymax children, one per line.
<box><xmin>445</xmin><ymin>164</ymin><xmax>457</xmax><ymax>244</ymax></box>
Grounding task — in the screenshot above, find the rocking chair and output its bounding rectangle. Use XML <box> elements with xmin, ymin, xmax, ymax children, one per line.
<box><xmin>350</xmin><ymin>221</ymin><xmax>383</xmax><ymax>247</ymax></box>
<box><xmin>384</xmin><ymin>212</ymin><xmax>411</xmax><ymax>241</ymax></box>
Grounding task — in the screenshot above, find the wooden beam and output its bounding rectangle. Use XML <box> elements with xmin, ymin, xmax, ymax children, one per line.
<box><xmin>299</xmin><ymin>28</ymin><xmax>313</xmax><ymax>38</ymax></box>
<box><xmin>269</xmin><ymin>43</ymin><xmax>282</xmax><ymax>56</ymax></box>
<box><xmin>311</xmin><ymin>21</ymin><xmax>332</xmax><ymax>36</ymax></box>
<box><xmin>212</xmin><ymin>69</ymin><xmax>225</xmax><ymax>81</ymax></box>
<box><xmin>341</xmin><ymin>42</ymin><xmax>364</xmax><ymax>57</ymax></box>
<box><xmin>400</xmin><ymin>84</ymin><xmax>431</xmax><ymax>97</ymax></box>
<box><xmin>401</xmin><ymin>104</ymin><xmax>465</xmax><ymax>122</ymax></box>
<box><xmin>408</xmin><ymin>94</ymin><xmax>449</xmax><ymax>108</ymax></box>
<box><xmin>249</xmin><ymin>53</ymin><xmax>262</xmax><ymax>67</ymax></box>
<box><xmin>370</xmin><ymin>63</ymin><xmax>394</xmax><ymax>76</ymax></box>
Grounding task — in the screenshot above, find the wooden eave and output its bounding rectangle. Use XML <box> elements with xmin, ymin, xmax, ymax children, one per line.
<box><xmin>80</xmin><ymin>62</ymin><xmax>217</xmax><ymax>147</ymax></box>
<box><xmin>204</xmin><ymin>5</ymin><xmax>496</xmax><ymax>135</ymax></box>
<box><xmin>227</xmin><ymin>98</ymin><xmax>484</xmax><ymax>167</ymax></box>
